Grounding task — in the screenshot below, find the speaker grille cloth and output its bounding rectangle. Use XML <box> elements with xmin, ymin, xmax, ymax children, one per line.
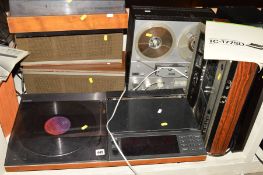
<box><xmin>24</xmin><ymin>74</ymin><xmax>124</xmax><ymax>93</ymax></box>
<box><xmin>16</xmin><ymin>33</ymin><xmax>123</xmax><ymax>63</ymax></box>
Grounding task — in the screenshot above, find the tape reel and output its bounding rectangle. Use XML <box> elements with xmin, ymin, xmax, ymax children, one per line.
<box><xmin>177</xmin><ymin>24</ymin><xmax>199</xmax><ymax>62</ymax></box>
<box><xmin>136</xmin><ymin>25</ymin><xmax>175</xmax><ymax>60</ymax></box>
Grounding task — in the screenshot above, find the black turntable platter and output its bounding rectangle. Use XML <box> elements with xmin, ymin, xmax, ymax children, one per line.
<box><xmin>5</xmin><ymin>94</ymin><xmax>108</xmax><ymax>167</ymax></box>
<box><xmin>17</xmin><ymin>101</ymin><xmax>100</xmax><ymax>157</ymax></box>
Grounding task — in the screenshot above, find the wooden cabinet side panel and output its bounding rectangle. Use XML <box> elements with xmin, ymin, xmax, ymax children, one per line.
<box><xmin>7</xmin><ymin>14</ymin><xmax>128</xmax><ymax>33</ymax></box>
<box><xmin>0</xmin><ymin>75</ymin><xmax>19</xmax><ymax>137</ymax></box>
<box><xmin>210</xmin><ymin>62</ymin><xmax>258</xmax><ymax>155</ymax></box>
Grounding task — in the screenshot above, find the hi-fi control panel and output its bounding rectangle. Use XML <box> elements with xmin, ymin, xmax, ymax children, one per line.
<box><xmin>109</xmin><ymin>132</ymin><xmax>206</xmax><ymax>161</ymax></box>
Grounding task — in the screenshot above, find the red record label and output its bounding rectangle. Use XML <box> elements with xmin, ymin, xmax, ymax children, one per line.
<box><xmin>44</xmin><ymin>116</ymin><xmax>71</xmax><ymax>136</ymax></box>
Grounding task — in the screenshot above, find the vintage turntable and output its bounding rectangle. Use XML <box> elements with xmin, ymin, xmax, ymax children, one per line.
<box><xmin>5</xmin><ymin>93</ymin><xmax>109</xmax><ymax>171</ymax></box>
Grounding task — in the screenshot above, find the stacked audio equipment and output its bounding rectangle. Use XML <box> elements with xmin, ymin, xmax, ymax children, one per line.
<box><xmin>8</xmin><ymin>0</ymin><xmax>127</xmax><ymax>94</ymax></box>
<box><xmin>187</xmin><ymin>31</ymin><xmax>238</xmax><ymax>151</ymax></box>
<box><xmin>125</xmin><ymin>6</ymin><xmax>214</xmax><ymax>92</ymax></box>
<box><xmin>16</xmin><ymin>30</ymin><xmax>125</xmax><ymax>93</ymax></box>
<box><xmin>187</xmin><ymin>22</ymin><xmax>258</xmax><ymax>155</ymax></box>
<box><xmin>107</xmin><ymin>6</ymin><xmax>216</xmax><ymax>167</ymax></box>
<box><xmin>5</xmin><ymin>7</ymin><xmax>217</xmax><ymax>172</ymax></box>
<box><xmin>215</xmin><ymin>6</ymin><xmax>263</xmax><ymax>152</ymax></box>
<box><xmin>6</xmin><ymin>4</ymin><xmax>261</xmax><ymax>173</ymax></box>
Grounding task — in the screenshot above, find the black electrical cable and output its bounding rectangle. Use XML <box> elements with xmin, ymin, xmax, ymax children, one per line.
<box><xmin>16</xmin><ymin>90</ymin><xmax>22</xmax><ymax>97</ymax></box>
<box><xmin>16</xmin><ymin>74</ymin><xmax>22</xmax><ymax>80</ymax></box>
<box><xmin>255</xmin><ymin>154</ymin><xmax>263</xmax><ymax>165</ymax></box>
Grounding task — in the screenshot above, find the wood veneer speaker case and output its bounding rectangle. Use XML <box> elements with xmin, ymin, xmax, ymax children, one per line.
<box><xmin>0</xmin><ymin>75</ymin><xmax>19</xmax><ymax>137</ymax></box>
<box><xmin>23</xmin><ymin>73</ymin><xmax>125</xmax><ymax>94</ymax></box>
<box><xmin>210</xmin><ymin>62</ymin><xmax>258</xmax><ymax>155</ymax></box>
<box><xmin>16</xmin><ymin>33</ymin><xmax>123</xmax><ymax>66</ymax></box>
<box><xmin>7</xmin><ymin>13</ymin><xmax>128</xmax><ymax>33</ymax></box>
<box><xmin>232</xmin><ymin>68</ymin><xmax>263</xmax><ymax>152</ymax></box>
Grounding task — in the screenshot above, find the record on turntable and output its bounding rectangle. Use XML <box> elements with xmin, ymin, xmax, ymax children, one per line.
<box><xmin>17</xmin><ymin>101</ymin><xmax>101</xmax><ymax>157</ymax></box>
<box><xmin>5</xmin><ymin>95</ymin><xmax>108</xmax><ymax>168</ymax></box>
<box><xmin>135</xmin><ymin>25</ymin><xmax>175</xmax><ymax>60</ymax></box>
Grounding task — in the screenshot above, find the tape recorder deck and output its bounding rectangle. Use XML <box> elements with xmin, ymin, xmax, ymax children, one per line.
<box><xmin>125</xmin><ymin>6</ymin><xmax>215</xmax><ymax>92</ymax></box>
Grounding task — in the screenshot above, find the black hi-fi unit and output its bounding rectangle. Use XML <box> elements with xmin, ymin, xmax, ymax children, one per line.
<box><xmin>125</xmin><ymin>6</ymin><xmax>215</xmax><ymax>92</ymax></box>
<box><xmin>187</xmin><ymin>31</ymin><xmax>237</xmax><ymax>150</ymax></box>
<box><xmin>106</xmin><ymin>95</ymin><xmax>207</xmax><ymax>161</ymax></box>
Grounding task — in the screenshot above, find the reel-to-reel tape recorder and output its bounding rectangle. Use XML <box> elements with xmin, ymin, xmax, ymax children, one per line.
<box><xmin>125</xmin><ymin>6</ymin><xmax>215</xmax><ymax>92</ymax></box>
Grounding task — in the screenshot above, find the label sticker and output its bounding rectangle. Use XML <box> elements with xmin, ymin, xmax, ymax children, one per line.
<box><xmin>217</xmin><ymin>73</ymin><xmax>222</xmax><ymax>80</ymax></box>
<box><xmin>157</xmin><ymin>108</ymin><xmax>162</xmax><ymax>114</ymax></box>
<box><xmin>96</xmin><ymin>149</ymin><xmax>105</xmax><ymax>156</ymax></box>
<box><xmin>161</xmin><ymin>122</ymin><xmax>168</xmax><ymax>127</ymax></box>
<box><xmin>104</xmin><ymin>35</ymin><xmax>108</xmax><ymax>41</ymax></box>
<box><xmin>89</xmin><ymin>77</ymin><xmax>94</xmax><ymax>84</ymax></box>
<box><xmin>106</xmin><ymin>14</ymin><xmax>114</xmax><ymax>18</ymax></box>
<box><xmin>81</xmin><ymin>125</ymin><xmax>88</xmax><ymax>130</ymax></box>
<box><xmin>204</xmin><ymin>21</ymin><xmax>263</xmax><ymax>69</ymax></box>
<box><xmin>146</xmin><ymin>33</ymin><xmax>153</xmax><ymax>37</ymax></box>
<box><xmin>80</xmin><ymin>15</ymin><xmax>87</xmax><ymax>21</ymax></box>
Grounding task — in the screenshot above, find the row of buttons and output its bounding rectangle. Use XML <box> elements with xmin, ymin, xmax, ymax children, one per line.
<box><xmin>178</xmin><ymin>135</ymin><xmax>206</xmax><ymax>153</ymax></box>
<box><xmin>181</xmin><ymin>147</ymin><xmax>205</xmax><ymax>152</ymax></box>
<box><xmin>178</xmin><ymin>135</ymin><xmax>201</xmax><ymax>139</ymax></box>
<box><xmin>178</xmin><ymin>136</ymin><xmax>202</xmax><ymax>143</ymax></box>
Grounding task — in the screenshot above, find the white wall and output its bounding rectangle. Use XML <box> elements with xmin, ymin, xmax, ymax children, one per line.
<box><xmin>0</xmin><ymin>126</ymin><xmax>7</xmax><ymax>175</ymax></box>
